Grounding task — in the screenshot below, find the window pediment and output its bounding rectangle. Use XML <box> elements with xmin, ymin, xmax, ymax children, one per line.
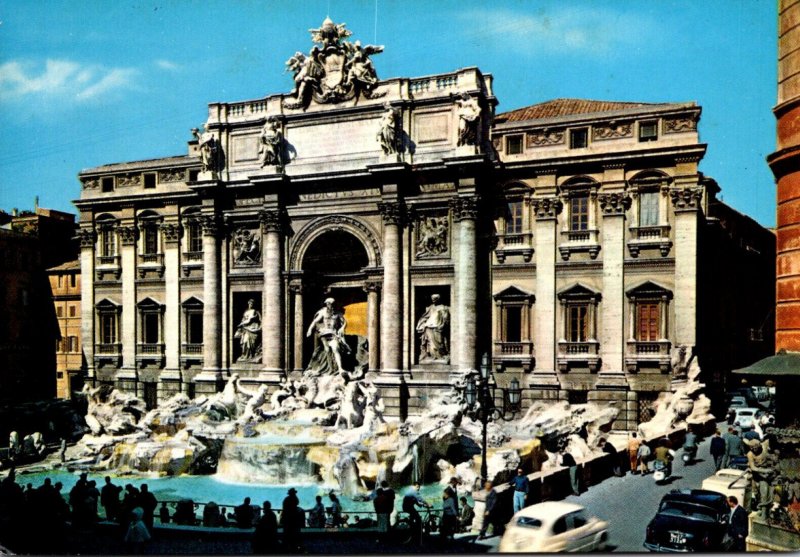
<box><xmin>557</xmin><ymin>283</ymin><xmax>601</xmax><ymax>302</ymax></box>
<box><xmin>626</xmin><ymin>280</ymin><xmax>672</xmax><ymax>300</ymax></box>
<box><xmin>181</xmin><ymin>296</ymin><xmax>204</xmax><ymax>309</ymax></box>
<box><xmin>96</xmin><ymin>298</ymin><xmax>122</xmax><ymax>311</ymax></box>
<box><xmin>137</xmin><ymin>297</ymin><xmax>164</xmax><ymax>310</ymax></box>
<box><xmin>493</xmin><ymin>286</ymin><xmax>535</xmax><ymax>303</ymax></box>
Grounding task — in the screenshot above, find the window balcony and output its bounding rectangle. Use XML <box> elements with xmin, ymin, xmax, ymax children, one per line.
<box><xmin>95</xmin><ymin>255</ymin><xmax>121</xmax><ymax>280</ymax></box>
<box><xmin>495</xmin><ymin>232</ymin><xmax>534</xmax><ymax>263</ymax></box>
<box><xmin>136</xmin><ymin>343</ymin><xmax>165</xmax><ymax>367</ymax></box>
<box><xmin>493</xmin><ymin>340</ymin><xmax>534</xmax><ymax>372</ymax></box>
<box><xmin>625</xmin><ymin>339</ymin><xmax>671</xmax><ymax>372</ymax></box>
<box><xmin>180</xmin><ymin>343</ymin><xmax>204</xmax><ymax>367</ymax></box>
<box><xmin>627</xmin><ymin>225</ymin><xmax>672</xmax><ymax>257</ymax></box>
<box><xmin>182</xmin><ymin>251</ymin><xmax>204</xmax><ymax>277</ymax></box>
<box><xmin>94</xmin><ymin>343</ymin><xmax>121</xmax><ymax>366</ymax></box>
<box><xmin>138</xmin><ymin>253</ymin><xmax>165</xmax><ymax>278</ymax></box>
<box><xmin>559</xmin><ymin>229</ymin><xmax>600</xmax><ymax>260</ymax></box>
<box><xmin>556</xmin><ymin>340</ymin><xmax>600</xmax><ymax>372</ymax></box>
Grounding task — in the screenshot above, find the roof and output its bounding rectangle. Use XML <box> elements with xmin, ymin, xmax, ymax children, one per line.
<box><xmin>514</xmin><ymin>501</ymin><xmax>584</xmax><ymax>519</ymax></box>
<box><xmin>733</xmin><ymin>350</ymin><xmax>800</xmax><ymax>376</ymax></box>
<box><xmin>80</xmin><ymin>155</ymin><xmax>194</xmax><ymax>175</ymax></box>
<box><xmin>47</xmin><ymin>260</ymin><xmax>80</xmax><ymax>272</ymax></box>
<box><xmin>496</xmin><ymin>98</ymin><xmax>695</xmax><ymax>124</ymax></box>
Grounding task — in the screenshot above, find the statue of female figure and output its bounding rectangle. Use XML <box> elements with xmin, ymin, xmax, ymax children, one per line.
<box><xmin>235</xmin><ymin>299</ymin><xmax>262</xmax><ymax>362</ymax></box>
<box><xmin>416</xmin><ymin>294</ymin><xmax>450</xmax><ymax>363</ymax></box>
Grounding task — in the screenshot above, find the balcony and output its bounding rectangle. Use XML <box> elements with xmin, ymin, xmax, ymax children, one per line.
<box><xmin>559</xmin><ymin>229</ymin><xmax>600</xmax><ymax>260</ymax></box>
<box><xmin>557</xmin><ymin>340</ymin><xmax>600</xmax><ymax>372</ymax></box>
<box><xmin>180</xmin><ymin>343</ymin><xmax>204</xmax><ymax>367</ymax></box>
<box><xmin>136</xmin><ymin>343</ymin><xmax>165</xmax><ymax>367</ymax></box>
<box><xmin>182</xmin><ymin>251</ymin><xmax>204</xmax><ymax>277</ymax></box>
<box><xmin>95</xmin><ymin>255</ymin><xmax>121</xmax><ymax>280</ymax></box>
<box><xmin>625</xmin><ymin>339</ymin><xmax>671</xmax><ymax>372</ymax></box>
<box><xmin>493</xmin><ymin>341</ymin><xmax>534</xmax><ymax>372</ymax></box>
<box><xmin>94</xmin><ymin>343</ymin><xmax>121</xmax><ymax>366</ymax></box>
<box><xmin>627</xmin><ymin>225</ymin><xmax>672</xmax><ymax>257</ymax></box>
<box><xmin>494</xmin><ymin>232</ymin><xmax>533</xmax><ymax>263</ymax></box>
<box><xmin>138</xmin><ymin>253</ymin><xmax>165</xmax><ymax>278</ymax></box>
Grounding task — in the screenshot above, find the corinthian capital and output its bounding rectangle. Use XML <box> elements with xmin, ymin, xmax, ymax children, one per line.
<box><xmin>259</xmin><ymin>209</ymin><xmax>284</xmax><ymax>233</ymax></box>
<box><xmin>449</xmin><ymin>196</ymin><xmax>479</xmax><ymax>222</ymax></box>
<box><xmin>378</xmin><ymin>201</ymin><xmax>404</xmax><ymax>225</ymax></box>
<box><xmin>78</xmin><ymin>228</ymin><xmax>96</xmax><ymax>248</ymax></box>
<box><xmin>198</xmin><ymin>215</ymin><xmax>221</xmax><ymax>237</ymax></box>
<box><xmin>118</xmin><ymin>225</ymin><xmax>138</xmax><ymax>246</ymax></box>
<box><xmin>669</xmin><ymin>187</ymin><xmax>703</xmax><ymax>211</ymax></box>
<box><xmin>598</xmin><ymin>192</ymin><xmax>631</xmax><ymax>215</ymax></box>
<box><xmin>530</xmin><ymin>197</ymin><xmax>563</xmax><ymax>220</ymax></box>
<box><xmin>161</xmin><ymin>223</ymin><xmax>182</xmax><ymax>244</ymax></box>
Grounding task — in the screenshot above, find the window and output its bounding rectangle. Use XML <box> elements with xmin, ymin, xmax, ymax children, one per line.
<box><xmin>639</xmin><ymin>121</ymin><xmax>658</xmax><ymax>142</ymax></box>
<box><xmin>69</xmin><ymin>336</ymin><xmax>78</xmax><ymax>353</ymax></box>
<box><xmin>101</xmin><ymin>229</ymin><xmax>116</xmax><ymax>257</ymax></box>
<box><xmin>569</xmin><ymin>128</ymin><xmax>588</xmax><ymax>149</ymax></box>
<box><xmin>187</xmin><ymin>221</ymin><xmax>202</xmax><ymax>253</ymax></box>
<box><xmin>138</xmin><ymin>298</ymin><xmax>163</xmax><ymax>345</ymax></box>
<box><xmin>569</xmin><ymin>195</ymin><xmax>589</xmax><ymax>231</ymax></box>
<box><xmin>100</xmin><ymin>313</ymin><xmax>117</xmax><ymax>344</ymax></box>
<box><xmin>553</xmin><ymin>517</ymin><xmax>568</xmax><ymax>535</ymax></box>
<box><xmin>637</xmin><ymin>303</ymin><xmax>659</xmax><ymax>341</ymax></box>
<box><xmin>142</xmin><ymin>226</ymin><xmax>158</xmax><ymax>255</ymax></box>
<box><xmin>639</xmin><ymin>191</ymin><xmax>659</xmax><ymax>227</ymax></box>
<box><xmin>70</xmin><ymin>274</ymin><xmax>77</xmax><ymax>288</ymax></box>
<box><xmin>57</xmin><ymin>306</ymin><xmax>63</xmax><ymax>318</ymax></box>
<box><xmin>57</xmin><ymin>372</ymin><xmax>64</xmax><ymax>379</ymax></box>
<box><xmin>506</xmin><ymin>135</ymin><xmax>523</xmax><ymax>155</ymax></box>
<box><xmin>69</xmin><ymin>305</ymin><xmax>76</xmax><ymax>317</ymax></box>
<box><xmin>506</xmin><ymin>201</ymin><xmax>524</xmax><ymax>234</ymax></box>
<box><xmin>189</xmin><ymin>169</ymin><xmax>199</xmax><ymax>182</ymax></box>
<box><xmin>101</xmin><ymin>177</ymin><xmax>114</xmax><ymax>192</ymax></box>
<box><xmin>56</xmin><ymin>338</ymin><xmax>62</xmax><ymax>352</ymax></box>
<box><xmin>143</xmin><ymin>173</ymin><xmax>156</xmax><ymax>189</ymax></box>
<box><xmin>504</xmin><ymin>306</ymin><xmax>522</xmax><ymax>343</ymax></box>
<box><xmin>567</xmin><ymin>304</ymin><xmax>589</xmax><ymax>342</ymax></box>
<box><xmin>182</xmin><ymin>297</ymin><xmax>204</xmax><ymax>345</ymax></box>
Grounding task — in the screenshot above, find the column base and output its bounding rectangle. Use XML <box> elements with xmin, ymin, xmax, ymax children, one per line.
<box><xmin>257</xmin><ymin>370</ymin><xmax>286</xmax><ymax>382</ymax></box>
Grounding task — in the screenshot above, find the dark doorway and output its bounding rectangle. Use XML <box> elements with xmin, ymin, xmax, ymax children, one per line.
<box><xmin>143</xmin><ymin>382</ymin><xmax>157</xmax><ymax>410</ymax></box>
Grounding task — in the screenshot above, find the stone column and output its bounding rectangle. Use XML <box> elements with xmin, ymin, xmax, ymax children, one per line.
<box><xmin>260</xmin><ymin>210</ymin><xmax>284</xmax><ymax>372</ymax></box>
<box><xmin>378</xmin><ymin>202</ymin><xmax>403</xmax><ymax>373</ymax></box>
<box><xmin>598</xmin><ymin>192</ymin><xmax>630</xmax><ymax>374</ymax></box>
<box><xmin>364</xmin><ymin>281</ymin><xmax>381</xmax><ymax>372</ymax></box>
<box><xmin>289</xmin><ymin>279</ymin><xmax>304</xmax><ymax>372</ymax></box>
<box><xmin>451</xmin><ymin>196</ymin><xmax>479</xmax><ymax>370</ymax></box>
<box><xmin>161</xmin><ymin>222</ymin><xmax>181</xmax><ymax>376</ymax></box>
<box><xmin>200</xmin><ymin>215</ymin><xmax>222</xmax><ymax>375</ymax></box>
<box><xmin>118</xmin><ymin>224</ymin><xmax>138</xmax><ymax>377</ymax></box>
<box><xmin>78</xmin><ymin>228</ymin><xmax>96</xmax><ymax>383</ymax></box>
<box><xmin>531</xmin><ymin>197</ymin><xmax>563</xmax><ymax>375</ymax></box>
<box><xmin>670</xmin><ymin>185</ymin><xmax>703</xmax><ymax>349</ymax></box>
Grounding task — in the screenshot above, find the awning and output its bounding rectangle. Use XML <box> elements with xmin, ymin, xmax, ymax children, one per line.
<box><xmin>732</xmin><ymin>350</ymin><xmax>800</xmax><ymax>376</ymax></box>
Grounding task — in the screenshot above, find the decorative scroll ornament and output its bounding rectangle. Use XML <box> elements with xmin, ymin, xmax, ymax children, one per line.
<box><xmin>669</xmin><ymin>187</ymin><xmax>703</xmax><ymax>210</ymax></box>
<box><xmin>592</xmin><ymin>122</ymin><xmax>633</xmax><ymax>141</ymax></box>
<box><xmin>664</xmin><ymin>116</ymin><xmax>698</xmax><ymax>134</ymax></box>
<box><xmin>161</xmin><ymin>223</ymin><xmax>182</xmax><ymax>244</ymax></box>
<box><xmin>118</xmin><ymin>225</ymin><xmax>138</xmax><ymax>246</ymax></box>
<box><xmin>283</xmin><ymin>18</ymin><xmax>385</xmax><ymax>110</ymax></box>
<box><xmin>378</xmin><ymin>201</ymin><xmax>404</xmax><ymax>225</ymax></box>
<box><xmin>78</xmin><ymin>228</ymin><xmax>97</xmax><ymax>248</ymax></box>
<box><xmin>527</xmin><ymin>129</ymin><xmax>565</xmax><ymax>147</ymax></box>
<box><xmin>530</xmin><ymin>197</ymin><xmax>563</xmax><ymax>220</ymax></box>
<box><xmin>598</xmin><ymin>192</ymin><xmax>632</xmax><ymax>215</ymax></box>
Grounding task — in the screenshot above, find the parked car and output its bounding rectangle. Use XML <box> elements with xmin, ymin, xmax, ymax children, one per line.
<box><xmin>498</xmin><ymin>501</ymin><xmax>609</xmax><ymax>553</ymax></box>
<box><xmin>727</xmin><ymin>396</ymin><xmax>748</xmax><ymax>413</ymax></box>
<box><xmin>701</xmin><ymin>468</ymin><xmax>751</xmax><ymax>508</ymax></box>
<box><xmin>644</xmin><ymin>489</ymin><xmax>729</xmax><ymax>552</ymax></box>
<box><xmin>733</xmin><ymin>407</ymin><xmax>759</xmax><ymax>430</ymax></box>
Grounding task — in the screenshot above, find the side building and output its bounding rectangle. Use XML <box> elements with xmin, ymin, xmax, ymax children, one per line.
<box><xmin>48</xmin><ymin>259</ymin><xmax>83</xmax><ymax>399</ymax></box>
<box><xmin>73</xmin><ymin>21</ymin><xmax>773</xmax><ymax>427</ymax></box>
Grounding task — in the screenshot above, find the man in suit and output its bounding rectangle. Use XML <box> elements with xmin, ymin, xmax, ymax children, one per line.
<box><xmin>727</xmin><ymin>495</ymin><xmax>749</xmax><ymax>551</ymax></box>
<box><xmin>723</xmin><ymin>427</ymin><xmax>744</xmax><ymax>469</ymax></box>
<box><xmin>477</xmin><ymin>481</ymin><xmax>499</xmax><ymax>539</ymax></box>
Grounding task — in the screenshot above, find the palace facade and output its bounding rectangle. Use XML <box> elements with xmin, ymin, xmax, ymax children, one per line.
<box><xmin>74</xmin><ymin>20</ymin><xmax>774</xmax><ymax>428</ymax></box>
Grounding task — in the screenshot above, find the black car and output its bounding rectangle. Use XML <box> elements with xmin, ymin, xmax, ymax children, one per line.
<box><xmin>644</xmin><ymin>489</ymin><xmax>729</xmax><ymax>552</ymax></box>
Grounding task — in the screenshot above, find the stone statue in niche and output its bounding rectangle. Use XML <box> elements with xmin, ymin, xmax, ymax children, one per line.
<box><xmin>416</xmin><ymin>294</ymin><xmax>450</xmax><ymax>363</ymax></box>
<box><xmin>233</xmin><ymin>228</ymin><xmax>261</xmax><ymax>265</ymax></box>
<box><xmin>192</xmin><ymin>125</ymin><xmax>219</xmax><ymax>173</ymax></box>
<box><xmin>234</xmin><ymin>299</ymin><xmax>262</xmax><ymax>363</ymax></box>
<box><xmin>454</xmin><ymin>92</ymin><xmax>481</xmax><ymax>146</ymax></box>
<box><xmin>306</xmin><ymin>298</ymin><xmax>349</xmax><ymax>374</ymax></box>
<box><xmin>416</xmin><ymin>215</ymin><xmax>448</xmax><ymax>258</ymax></box>
<box><xmin>259</xmin><ymin>117</ymin><xmax>285</xmax><ymax>168</ymax></box>
<box><xmin>377</xmin><ymin>104</ymin><xmax>400</xmax><ymax>155</ymax></box>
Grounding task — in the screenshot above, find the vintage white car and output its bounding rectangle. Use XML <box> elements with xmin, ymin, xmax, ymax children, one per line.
<box><xmin>701</xmin><ymin>468</ymin><xmax>751</xmax><ymax>507</ymax></box>
<box><xmin>733</xmin><ymin>407</ymin><xmax>759</xmax><ymax>430</ymax></box>
<box><xmin>498</xmin><ymin>501</ymin><xmax>609</xmax><ymax>553</ymax></box>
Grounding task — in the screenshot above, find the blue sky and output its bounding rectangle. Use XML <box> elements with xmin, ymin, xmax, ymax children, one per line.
<box><xmin>0</xmin><ymin>1</ymin><xmax>777</xmax><ymax>227</ymax></box>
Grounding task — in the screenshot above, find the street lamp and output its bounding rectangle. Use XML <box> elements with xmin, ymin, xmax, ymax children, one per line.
<box><xmin>465</xmin><ymin>353</ymin><xmax>524</xmax><ymax>482</ymax></box>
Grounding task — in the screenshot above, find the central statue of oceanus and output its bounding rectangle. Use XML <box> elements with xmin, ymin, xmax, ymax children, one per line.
<box><xmin>283</xmin><ymin>17</ymin><xmax>385</xmax><ymax>110</ymax></box>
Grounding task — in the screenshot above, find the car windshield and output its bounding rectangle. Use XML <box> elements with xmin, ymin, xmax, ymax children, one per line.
<box><xmin>660</xmin><ymin>501</ymin><xmax>717</xmax><ymax>518</ymax></box>
<box><xmin>738</xmin><ymin>411</ymin><xmax>754</xmax><ymax>417</ymax></box>
<box><xmin>516</xmin><ymin>516</ymin><xmax>542</xmax><ymax>529</ymax></box>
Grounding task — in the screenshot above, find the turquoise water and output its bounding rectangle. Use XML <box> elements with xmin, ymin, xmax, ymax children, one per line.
<box><xmin>13</xmin><ymin>470</ymin><xmax>468</xmax><ymax>515</ymax></box>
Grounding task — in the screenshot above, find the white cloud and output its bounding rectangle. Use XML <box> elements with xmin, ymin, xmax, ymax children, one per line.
<box><xmin>0</xmin><ymin>59</ymin><xmax>138</xmax><ymax>103</ymax></box>
<box><xmin>458</xmin><ymin>7</ymin><xmax>657</xmax><ymax>56</ymax></box>
<box><xmin>155</xmin><ymin>59</ymin><xmax>180</xmax><ymax>71</ymax></box>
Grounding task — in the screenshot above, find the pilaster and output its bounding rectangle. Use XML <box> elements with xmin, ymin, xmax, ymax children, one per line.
<box><xmin>199</xmin><ymin>214</ymin><xmax>222</xmax><ymax>379</ymax></box>
<box><xmin>161</xmin><ymin>221</ymin><xmax>182</xmax><ymax>378</ymax></box>
<box><xmin>79</xmin><ymin>228</ymin><xmax>96</xmax><ymax>382</ymax></box>
<box><xmin>670</xmin><ymin>185</ymin><xmax>703</xmax><ymax>348</ymax></box>
<box><xmin>118</xmin><ymin>223</ymin><xmax>138</xmax><ymax>381</ymax></box>
<box><xmin>364</xmin><ymin>280</ymin><xmax>382</xmax><ymax>372</ymax></box>
<box><xmin>289</xmin><ymin>278</ymin><xmax>304</xmax><ymax>372</ymax></box>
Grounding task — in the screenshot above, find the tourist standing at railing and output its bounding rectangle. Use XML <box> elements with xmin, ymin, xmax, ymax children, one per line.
<box><xmin>253</xmin><ymin>500</ymin><xmax>278</xmax><ymax>554</ymax></box>
<box><xmin>509</xmin><ymin>468</ymin><xmax>529</xmax><ymax>513</ymax></box>
<box><xmin>308</xmin><ymin>495</ymin><xmax>325</xmax><ymax>528</ymax></box>
<box><xmin>458</xmin><ymin>496</ymin><xmax>474</xmax><ymax>532</ymax></box>
<box><xmin>123</xmin><ymin>506</ymin><xmax>151</xmax><ymax>554</ymax></box>
<box><xmin>371</xmin><ymin>480</ymin><xmax>395</xmax><ymax>536</ymax></box>
<box><xmin>235</xmin><ymin>497</ymin><xmax>255</xmax><ymax>528</ymax></box>
<box><xmin>101</xmin><ymin>476</ymin><xmax>121</xmax><ymax>522</ymax></box>
<box><xmin>281</xmin><ymin>487</ymin><xmax>302</xmax><ymax>553</ymax></box>
<box><xmin>402</xmin><ymin>482</ymin><xmax>430</xmax><ymax>545</ymax></box>
<box><xmin>138</xmin><ymin>484</ymin><xmax>157</xmax><ymax>531</ymax></box>
<box><xmin>328</xmin><ymin>492</ymin><xmax>344</xmax><ymax>527</ymax></box>
<box><xmin>159</xmin><ymin>502</ymin><xmax>170</xmax><ymax>524</ymax></box>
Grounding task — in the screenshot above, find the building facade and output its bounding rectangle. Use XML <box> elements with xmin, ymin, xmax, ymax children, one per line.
<box><xmin>74</xmin><ymin>20</ymin><xmax>773</xmax><ymax>427</ymax></box>
<box><xmin>48</xmin><ymin>259</ymin><xmax>83</xmax><ymax>399</ymax></box>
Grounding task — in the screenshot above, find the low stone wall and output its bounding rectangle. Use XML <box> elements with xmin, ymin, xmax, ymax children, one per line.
<box><xmin>747</xmin><ymin>514</ymin><xmax>800</xmax><ymax>551</ymax></box>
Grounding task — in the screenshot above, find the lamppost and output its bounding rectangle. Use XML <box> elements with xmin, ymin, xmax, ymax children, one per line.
<box><xmin>464</xmin><ymin>353</ymin><xmax>523</xmax><ymax>482</ymax></box>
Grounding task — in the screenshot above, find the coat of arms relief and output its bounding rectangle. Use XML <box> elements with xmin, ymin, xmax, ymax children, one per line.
<box><xmin>283</xmin><ymin>18</ymin><xmax>385</xmax><ymax>109</ymax></box>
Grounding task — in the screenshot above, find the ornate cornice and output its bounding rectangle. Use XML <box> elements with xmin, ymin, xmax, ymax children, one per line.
<box><xmin>530</xmin><ymin>197</ymin><xmax>563</xmax><ymax>220</ymax></box>
<box><xmin>378</xmin><ymin>201</ymin><xmax>405</xmax><ymax>225</ymax></box>
<box><xmin>259</xmin><ymin>209</ymin><xmax>285</xmax><ymax>233</ymax></box>
<box><xmin>669</xmin><ymin>187</ymin><xmax>703</xmax><ymax>211</ymax></box>
<box><xmin>118</xmin><ymin>225</ymin><xmax>138</xmax><ymax>246</ymax></box>
<box><xmin>449</xmin><ymin>196</ymin><xmax>479</xmax><ymax>222</ymax></box>
<box><xmin>598</xmin><ymin>193</ymin><xmax>631</xmax><ymax>215</ymax></box>
<box><xmin>78</xmin><ymin>228</ymin><xmax>96</xmax><ymax>248</ymax></box>
<box><xmin>161</xmin><ymin>223</ymin><xmax>182</xmax><ymax>244</ymax></box>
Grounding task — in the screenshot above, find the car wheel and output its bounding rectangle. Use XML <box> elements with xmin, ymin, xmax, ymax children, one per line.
<box><xmin>595</xmin><ymin>532</ymin><xmax>608</xmax><ymax>551</ymax></box>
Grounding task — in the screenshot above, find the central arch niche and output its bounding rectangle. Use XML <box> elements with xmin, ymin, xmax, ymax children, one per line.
<box><xmin>300</xmin><ymin>229</ymin><xmax>370</xmax><ymax>371</ymax></box>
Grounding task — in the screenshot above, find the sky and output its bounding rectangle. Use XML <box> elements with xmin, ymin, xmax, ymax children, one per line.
<box><xmin>0</xmin><ymin>0</ymin><xmax>777</xmax><ymax>227</ymax></box>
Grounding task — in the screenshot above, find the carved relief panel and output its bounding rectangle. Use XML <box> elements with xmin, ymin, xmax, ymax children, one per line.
<box><xmin>232</xmin><ymin>227</ymin><xmax>262</xmax><ymax>267</ymax></box>
<box><xmin>415</xmin><ymin>211</ymin><xmax>450</xmax><ymax>259</ymax></box>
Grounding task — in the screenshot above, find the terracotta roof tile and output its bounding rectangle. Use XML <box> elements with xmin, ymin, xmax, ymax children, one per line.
<box><xmin>497</xmin><ymin>98</ymin><xmax>673</xmax><ymax>122</ymax></box>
